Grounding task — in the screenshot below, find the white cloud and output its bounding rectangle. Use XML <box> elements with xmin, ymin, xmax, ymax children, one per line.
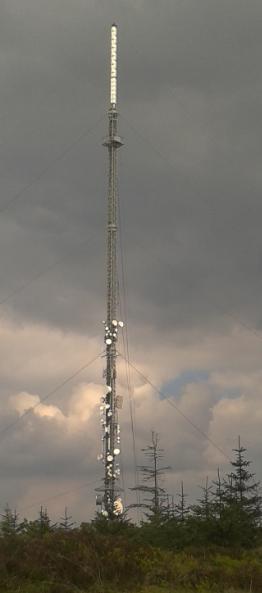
<box><xmin>0</xmin><ymin>315</ymin><xmax>261</xmax><ymax>522</ymax></box>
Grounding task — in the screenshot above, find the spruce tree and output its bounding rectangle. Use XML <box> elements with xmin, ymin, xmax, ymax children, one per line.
<box><xmin>193</xmin><ymin>477</ymin><xmax>214</xmax><ymax>521</ymax></box>
<box><xmin>0</xmin><ymin>505</ymin><xmax>19</xmax><ymax>536</ymax></box>
<box><xmin>130</xmin><ymin>431</ymin><xmax>170</xmax><ymax>523</ymax></box>
<box><xmin>212</xmin><ymin>468</ymin><xmax>226</xmax><ymax>520</ymax></box>
<box><xmin>38</xmin><ymin>506</ymin><xmax>52</xmax><ymax>533</ymax></box>
<box><xmin>59</xmin><ymin>507</ymin><xmax>75</xmax><ymax>530</ymax></box>
<box><xmin>175</xmin><ymin>481</ymin><xmax>190</xmax><ymax>522</ymax></box>
<box><xmin>225</xmin><ymin>436</ymin><xmax>262</xmax><ymax>524</ymax></box>
<box><xmin>218</xmin><ymin>437</ymin><xmax>262</xmax><ymax>547</ymax></box>
<box><xmin>23</xmin><ymin>506</ymin><xmax>56</xmax><ymax>537</ymax></box>
<box><xmin>163</xmin><ymin>495</ymin><xmax>172</xmax><ymax>520</ymax></box>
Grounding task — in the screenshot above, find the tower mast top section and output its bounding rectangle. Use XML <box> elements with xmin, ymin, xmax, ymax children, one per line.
<box><xmin>110</xmin><ymin>24</ymin><xmax>118</xmax><ymax>108</ymax></box>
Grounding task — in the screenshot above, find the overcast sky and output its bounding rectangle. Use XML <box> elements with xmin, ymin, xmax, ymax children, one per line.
<box><xmin>0</xmin><ymin>0</ymin><xmax>262</xmax><ymax>523</ymax></box>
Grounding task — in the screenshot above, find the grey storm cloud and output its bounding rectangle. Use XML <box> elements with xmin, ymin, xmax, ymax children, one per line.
<box><xmin>0</xmin><ymin>0</ymin><xmax>262</xmax><ymax>521</ymax></box>
<box><xmin>1</xmin><ymin>0</ymin><xmax>262</xmax><ymax>334</ymax></box>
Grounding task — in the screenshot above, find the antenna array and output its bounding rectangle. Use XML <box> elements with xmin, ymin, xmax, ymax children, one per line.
<box><xmin>96</xmin><ymin>25</ymin><xmax>124</xmax><ymax>518</ymax></box>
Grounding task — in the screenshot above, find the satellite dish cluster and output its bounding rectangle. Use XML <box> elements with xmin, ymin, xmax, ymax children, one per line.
<box><xmin>103</xmin><ymin>319</ymin><xmax>124</xmax><ymax>347</ymax></box>
<box><xmin>98</xmin><ymin>385</ymin><xmax>121</xmax><ymax>481</ymax></box>
<box><xmin>97</xmin><ymin>322</ymin><xmax>124</xmax><ymax>516</ymax></box>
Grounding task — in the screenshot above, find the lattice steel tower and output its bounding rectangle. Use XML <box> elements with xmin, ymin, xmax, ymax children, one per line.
<box><xmin>96</xmin><ymin>24</ymin><xmax>124</xmax><ymax>518</ymax></box>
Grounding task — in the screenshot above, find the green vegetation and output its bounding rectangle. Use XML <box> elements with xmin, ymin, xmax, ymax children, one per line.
<box><xmin>0</xmin><ymin>438</ymin><xmax>261</xmax><ymax>592</ymax></box>
<box><xmin>0</xmin><ymin>526</ymin><xmax>261</xmax><ymax>593</ymax></box>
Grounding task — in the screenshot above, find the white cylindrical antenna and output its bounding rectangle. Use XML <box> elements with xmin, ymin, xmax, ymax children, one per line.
<box><xmin>110</xmin><ymin>24</ymin><xmax>117</xmax><ymax>106</ymax></box>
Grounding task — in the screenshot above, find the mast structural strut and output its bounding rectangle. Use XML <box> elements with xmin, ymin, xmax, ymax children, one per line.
<box><xmin>96</xmin><ymin>24</ymin><xmax>124</xmax><ymax>518</ymax></box>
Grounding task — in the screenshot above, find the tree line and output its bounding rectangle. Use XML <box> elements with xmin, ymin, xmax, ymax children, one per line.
<box><xmin>0</xmin><ymin>436</ymin><xmax>261</xmax><ymax>592</ymax></box>
<box><xmin>1</xmin><ymin>433</ymin><xmax>261</xmax><ymax>551</ymax></box>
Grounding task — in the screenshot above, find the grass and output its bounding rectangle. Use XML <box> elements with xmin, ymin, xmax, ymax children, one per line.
<box><xmin>0</xmin><ymin>586</ymin><xmax>252</xmax><ymax>593</ymax></box>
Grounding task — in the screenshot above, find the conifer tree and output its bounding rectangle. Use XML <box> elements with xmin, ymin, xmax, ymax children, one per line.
<box><xmin>225</xmin><ymin>436</ymin><xmax>262</xmax><ymax>524</ymax></box>
<box><xmin>212</xmin><ymin>468</ymin><xmax>226</xmax><ymax>520</ymax></box>
<box><xmin>192</xmin><ymin>477</ymin><xmax>214</xmax><ymax>520</ymax></box>
<box><xmin>213</xmin><ymin>437</ymin><xmax>262</xmax><ymax>547</ymax></box>
<box><xmin>38</xmin><ymin>506</ymin><xmax>52</xmax><ymax>532</ymax></box>
<box><xmin>23</xmin><ymin>506</ymin><xmax>56</xmax><ymax>537</ymax></box>
<box><xmin>163</xmin><ymin>495</ymin><xmax>172</xmax><ymax>520</ymax></box>
<box><xmin>59</xmin><ymin>507</ymin><xmax>75</xmax><ymax>530</ymax></box>
<box><xmin>175</xmin><ymin>481</ymin><xmax>190</xmax><ymax>522</ymax></box>
<box><xmin>163</xmin><ymin>494</ymin><xmax>178</xmax><ymax>520</ymax></box>
<box><xmin>130</xmin><ymin>431</ymin><xmax>170</xmax><ymax>523</ymax></box>
<box><xmin>0</xmin><ymin>505</ymin><xmax>19</xmax><ymax>536</ymax></box>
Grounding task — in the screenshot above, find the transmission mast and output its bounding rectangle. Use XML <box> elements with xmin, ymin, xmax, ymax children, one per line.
<box><xmin>96</xmin><ymin>24</ymin><xmax>124</xmax><ymax>519</ymax></box>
